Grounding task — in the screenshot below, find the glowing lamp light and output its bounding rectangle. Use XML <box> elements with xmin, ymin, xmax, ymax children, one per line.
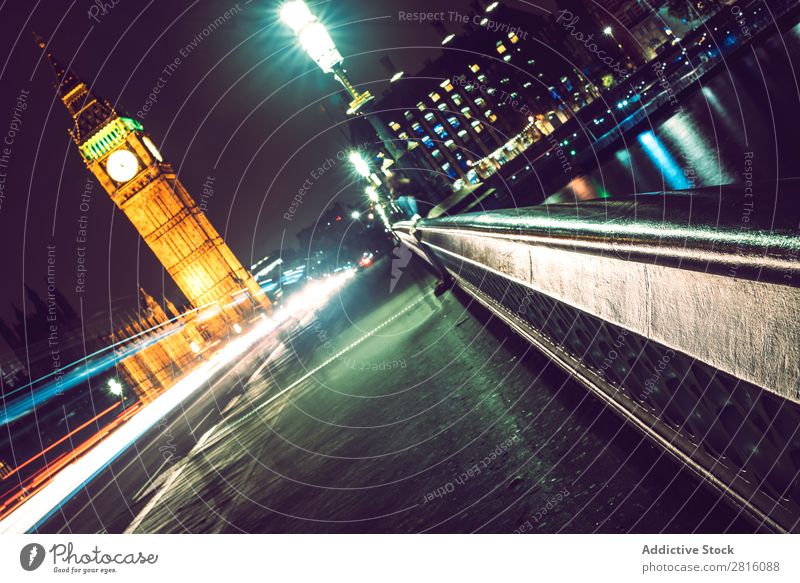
<box><xmin>390</xmin><ymin>71</ymin><xmax>404</xmax><ymax>82</ymax></box>
<box><xmin>233</xmin><ymin>323</ymin><xmax>242</xmax><ymax>334</ymax></box>
<box><xmin>441</xmin><ymin>33</ymin><xmax>455</xmax><ymax>45</ymax></box>
<box><xmin>351</xmin><ymin>211</ymin><xmax>361</xmax><ymax>219</ymax></box>
<box><xmin>297</xmin><ymin>21</ymin><xmax>342</xmax><ymax>73</ymax></box>
<box><xmin>280</xmin><ymin>0</ymin><xmax>315</xmax><ymax>33</ymax></box>
<box><xmin>349</xmin><ymin>151</ymin><xmax>371</xmax><ymax>177</ymax></box>
<box><xmin>281</xmin><ymin>1</ymin><xmax>342</xmax><ymax>73</ymax></box>
<box><xmin>190</xmin><ymin>341</ymin><xmax>201</xmax><ymax>354</ymax></box>
<box><xmin>603</xmin><ymin>26</ymin><xmax>613</xmax><ymax>36</ymax></box>
<box><xmin>486</xmin><ymin>2</ymin><xmax>499</xmax><ymax>12</ymax></box>
<box><xmin>107</xmin><ymin>378</ymin><xmax>123</xmax><ymax>397</ymax></box>
<box><xmin>366</xmin><ymin>186</ymin><xmax>379</xmax><ymax>202</ymax></box>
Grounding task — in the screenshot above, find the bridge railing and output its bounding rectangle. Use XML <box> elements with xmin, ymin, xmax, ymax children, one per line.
<box><xmin>394</xmin><ymin>181</ymin><xmax>800</xmax><ymax>532</ymax></box>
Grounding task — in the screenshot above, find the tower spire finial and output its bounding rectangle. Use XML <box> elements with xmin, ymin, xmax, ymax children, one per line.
<box><xmin>32</xmin><ymin>30</ymin><xmax>47</xmax><ymax>50</ymax></box>
<box><xmin>31</xmin><ymin>32</ymin><xmax>117</xmax><ymax>144</ymax></box>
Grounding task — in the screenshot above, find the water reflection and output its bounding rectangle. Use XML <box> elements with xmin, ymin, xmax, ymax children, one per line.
<box><xmin>660</xmin><ymin>114</ymin><xmax>733</xmax><ymax>187</ymax></box>
<box><xmin>542</xmin><ymin>23</ymin><xmax>800</xmax><ymax>203</ymax></box>
<box><xmin>637</xmin><ymin>130</ymin><xmax>693</xmax><ymax>190</ymax></box>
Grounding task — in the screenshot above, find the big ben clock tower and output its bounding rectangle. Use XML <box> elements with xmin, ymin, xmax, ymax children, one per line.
<box><xmin>35</xmin><ymin>35</ymin><xmax>270</xmax><ymax>326</ymax></box>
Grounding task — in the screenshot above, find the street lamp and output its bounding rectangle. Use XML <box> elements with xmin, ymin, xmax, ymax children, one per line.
<box><xmin>280</xmin><ymin>0</ymin><xmax>374</xmax><ymax>114</ymax></box>
<box><xmin>366</xmin><ymin>185</ymin><xmax>379</xmax><ymax>203</ymax></box>
<box><xmin>351</xmin><ymin>211</ymin><xmax>361</xmax><ymax>220</ymax></box>
<box><xmin>107</xmin><ymin>378</ymin><xmax>123</xmax><ymax>397</ymax></box>
<box><xmin>603</xmin><ymin>25</ymin><xmax>624</xmax><ymax>51</ymax></box>
<box><xmin>348</xmin><ymin>151</ymin><xmax>371</xmax><ymax>178</ymax></box>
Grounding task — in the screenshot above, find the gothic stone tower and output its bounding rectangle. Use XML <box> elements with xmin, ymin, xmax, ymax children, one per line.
<box><xmin>36</xmin><ymin>36</ymin><xmax>270</xmax><ymax>326</ymax></box>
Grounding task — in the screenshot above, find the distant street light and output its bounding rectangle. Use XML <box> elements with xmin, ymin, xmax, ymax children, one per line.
<box><xmin>603</xmin><ymin>26</ymin><xmax>625</xmax><ymax>51</ymax></box>
<box><xmin>366</xmin><ymin>186</ymin><xmax>379</xmax><ymax>203</ymax></box>
<box><xmin>107</xmin><ymin>378</ymin><xmax>123</xmax><ymax>397</ymax></box>
<box><xmin>280</xmin><ymin>0</ymin><xmax>374</xmax><ymax>114</ymax></box>
<box><xmin>351</xmin><ymin>211</ymin><xmax>361</xmax><ymax>220</ymax></box>
<box><xmin>348</xmin><ymin>151</ymin><xmax>371</xmax><ymax>178</ymax></box>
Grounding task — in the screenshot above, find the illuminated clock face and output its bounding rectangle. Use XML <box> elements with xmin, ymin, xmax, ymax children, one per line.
<box><xmin>142</xmin><ymin>136</ymin><xmax>163</xmax><ymax>162</ymax></box>
<box><xmin>106</xmin><ymin>149</ymin><xmax>139</xmax><ymax>182</ymax></box>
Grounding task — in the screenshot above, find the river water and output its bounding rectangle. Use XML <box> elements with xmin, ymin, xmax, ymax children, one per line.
<box><xmin>544</xmin><ymin>22</ymin><xmax>800</xmax><ymax>203</ymax></box>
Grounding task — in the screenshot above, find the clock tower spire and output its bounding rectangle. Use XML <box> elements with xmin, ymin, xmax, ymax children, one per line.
<box><xmin>34</xmin><ymin>34</ymin><xmax>270</xmax><ymax>330</ymax></box>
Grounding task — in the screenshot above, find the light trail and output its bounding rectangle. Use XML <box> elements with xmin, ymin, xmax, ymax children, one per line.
<box><xmin>0</xmin><ymin>324</ymin><xmax>179</xmax><ymax>426</ymax></box>
<box><xmin>0</xmin><ymin>317</ymin><xmax>278</xmax><ymax>534</ymax></box>
<box><xmin>0</xmin><ymin>267</ymin><xmax>359</xmax><ymax>533</ymax></box>
<box><xmin>1</xmin><ymin>402</ymin><xmax>121</xmax><ymax>482</ymax></box>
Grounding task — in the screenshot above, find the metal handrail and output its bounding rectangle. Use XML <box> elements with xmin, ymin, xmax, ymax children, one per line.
<box><xmin>396</xmin><ymin>182</ymin><xmax>800</xmax><ymax>286</ymax></box>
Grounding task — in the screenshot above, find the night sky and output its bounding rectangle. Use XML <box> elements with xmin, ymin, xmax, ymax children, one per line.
<box><xmin>0</xmin><ymin>0</ymin><xmax>557</xmax><ymax>335</ymax></box>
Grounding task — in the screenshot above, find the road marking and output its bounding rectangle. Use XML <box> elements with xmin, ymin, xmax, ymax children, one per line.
<box><xmin>131</xmin><ymin>457</ymin><xmax>174</xmax><ymax>503</ymax></box>
<box><xmin>190</xmin><ymin>410</ymin><xmax>215</xmax><ymax>437</ymax></box>
<box><xmin>124</xmin><ymin>466</ymin><xmax>185</xmax><ymax>534</ymax></box>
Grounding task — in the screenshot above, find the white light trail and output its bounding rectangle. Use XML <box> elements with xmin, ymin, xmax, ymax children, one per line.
<box><xmin>0</xmin><ymin>318</ymin><xmax>278</xmax><ymax>534</ymax></box>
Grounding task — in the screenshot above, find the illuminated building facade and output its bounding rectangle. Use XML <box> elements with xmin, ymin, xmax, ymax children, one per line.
<box><xmin>373</xmin><ymin>3</ymin><xmax>598</xmax><ymax>196</ymax></box>
<box><xmin>36</xmin><ymin>36</ymin><xmax>270</xmax><ymax>331</ymax></box>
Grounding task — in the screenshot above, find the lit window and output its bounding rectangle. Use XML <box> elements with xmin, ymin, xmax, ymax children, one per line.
<box><xmin>457</xmin><ymin>129</ymin><xmax>469</xmax><ymax>140</ymax></box>
<box><xmin>404</xmin><ymin>110</ymin><xmax>414</xmax><ymax>120</ymax></box>
<box><xmin>471</xmin><ymin>120</ymin><xmax>483</xmax><ymax>132</ymax></box>
<box><xmin>389</xmin><ymin>121</ymin><xmax>401</xmax><ymax>132</ymax></box>
<box><xmin>508</xmin><ymin>31</ymin><xmax>519</xmax><ymax>44</ymax></box>
<box><xmin>451</xmin><ymin>94</ymin><xmax>463</xmax><ymax>106</ymax></box>
<box><xmin>477</xmin><ymin>74</ymin><xmax>487</xmax><ymax>82</ymax></box>
<box><xmin>429</xmin><ymin>92</ymin><xmax>441</xmax><ymax>103</ymax></box>
<box><xmin>398</xmin><ymin>132</ymin><xmax>409</xmax><ymax>140</ymax></box>
<box><xmin>416</xmin><ymin>102</ymin><xmax>426</xmax><ymax>111</ymax></box>
<box><xmin>422</xmin><ymin>135</ymin><xmax>435</xmax><ymax>149</ymax></box>
<box><xmin>447</xmin><ymin>116</ymin><xmax>461</xmax><ymax>128</ymax></box>
<box><xmin>460</xmin><ymin>106</ymin><xmax>472</xmax><ymax>118</ymax></box>
<box><xmin>485</xmin><ymin>110</ymin><xmax>497</xmax><ymax>122</ymax></box>
<box><xmin>439</xmin><ymin>79</ymin><xmax>454</xmax><ymax>92</ymax></box>
<box><xmin>445</xmin><ymin>139</ymin><xmax>457</xmax><ymax>151</ymax></box>
<box><xmin>470</xmin><ymin>63</ymin><xmax>480</xmax><ymax>73</ymax></box>
<box><xmin>424</xmin><ymin>112</ymin><xmax>435</xmax><ymax>122</ymax></box>
<box><xmin>496</xmin><ymin>42</ymin><xmax>507</xmax><ymax>54</ymax></box>
<box><xmin>433</xmin><ymin>123</ymin><xmax>449</xmax><ymax>138</ymax></box>
<box><xmin>503</xmin><ymin>54</ymin><xmax>511</xmax><ymax>62</ymax></box>
<box><xmin>431</xmin><ymin>149</ymin><xmax>442</xmax><ymax>158</ymax></box>
<box><xmin>438</xmin><ymin>103</ymin><xmax>448</xmax><ymax>111</ymax></box>
<box><xmin>474</xmin><ymin>97</ymin><xmax>486</xmax><ymax>107</ymax></box>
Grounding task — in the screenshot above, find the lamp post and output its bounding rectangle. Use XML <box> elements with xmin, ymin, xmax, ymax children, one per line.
<box><xmin>280</xmin><ymin>0</ymin><xmax>374</xmax><ymax>114</ymax></box>
<box><xmin>280</xmin><ymin>0</ymin><xmax>408</xmax><ymax>170</ymax></box>
<box><xmin>349</xmin><ymin>150</ymin><xmax>392</xmax><ymax>231</ymax></box>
